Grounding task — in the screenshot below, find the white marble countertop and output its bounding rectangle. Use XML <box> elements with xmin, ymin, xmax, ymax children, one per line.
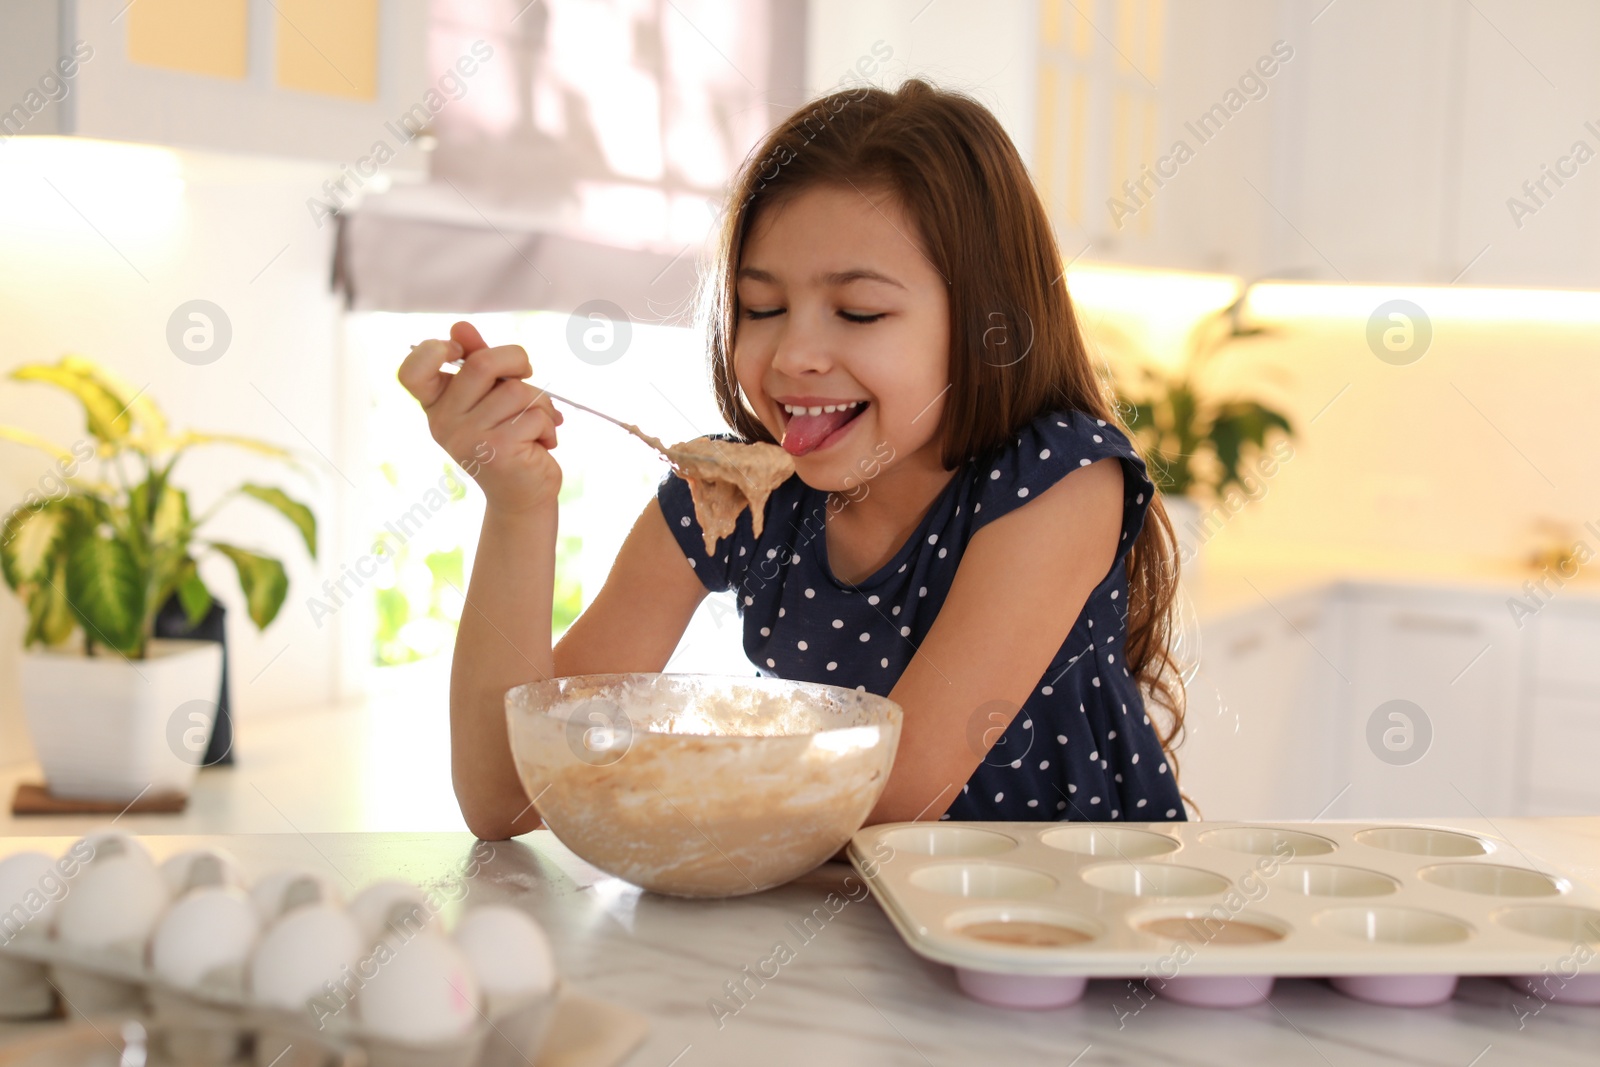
<box><xmin>5</xmin><ymin>825</ymin><xmax>1600</xmax><ymax>1066</ymax></box>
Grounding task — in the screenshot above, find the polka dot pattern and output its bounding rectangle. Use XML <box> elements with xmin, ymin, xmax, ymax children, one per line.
<box><xmin>654</xmin><ymin>408</ymin><xmax>1183</xmax><ymax>826</ymax></box>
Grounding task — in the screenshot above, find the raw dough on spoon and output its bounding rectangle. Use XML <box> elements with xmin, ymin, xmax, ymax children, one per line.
<box><xmin>617</xmin><ymin>423</ymin><xmax>795</xmax><ymax>555</ymax></box>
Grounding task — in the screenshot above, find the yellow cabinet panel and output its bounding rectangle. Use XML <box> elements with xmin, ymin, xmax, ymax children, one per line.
<box><xmin>274</xmin><ymin>0</ymin><xmax>379</xmax><ymax>101</ymax></box>
<box><xmin>127</xmin><ymin>0</ymin><xmax>249</xmax><ymax>80</ymax></box>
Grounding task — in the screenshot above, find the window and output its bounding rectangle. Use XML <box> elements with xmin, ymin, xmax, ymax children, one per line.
<box><xmin>345</xmin><ymin>308</ymin><xmax>755</xmax><ymax>686</ymax></box>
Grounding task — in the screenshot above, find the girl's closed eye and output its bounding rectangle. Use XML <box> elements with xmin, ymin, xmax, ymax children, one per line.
<box><xmin>740</xmin><ymin>306</ymin><xmax>887</xmax><ymax>323</ymax></box>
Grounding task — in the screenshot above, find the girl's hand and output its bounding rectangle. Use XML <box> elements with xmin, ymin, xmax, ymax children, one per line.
<box><xmin>397</xmin><ymin>321</ymin><xmax>565</xmax><ymax>517</ymax></box>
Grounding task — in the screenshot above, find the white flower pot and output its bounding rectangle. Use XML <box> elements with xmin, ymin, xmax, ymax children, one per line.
<box><xmin>20</xmin><ymin>638</ymin><xmax>224</xmax><ymax>802</ymax></box>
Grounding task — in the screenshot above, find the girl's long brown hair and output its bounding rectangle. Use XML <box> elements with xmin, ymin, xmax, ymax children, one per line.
<box><xmin>693</xmin><ymin>77</ymin><xmax>1189</xmax><ymax>793</ymax></box>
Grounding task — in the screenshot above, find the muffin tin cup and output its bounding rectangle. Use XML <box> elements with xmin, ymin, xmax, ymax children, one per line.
<box><xmin>849</xmin><ymin>819</ymin><xmax>1600</xmax><ymax>1009</ymax></box>
<box><xmin>1507</xmin><ymin>973</ymin><xmax>1600</xmax><ymax>1005</ymax></box>
<box><xmin>954</xmin><ymin>969</ymin><xmax>1087</xmax><ymax>1009</ymax></box>
<box><xmin>1329</xmin><ymin>974</ymin><xmax>1460</xmax><ymax>1007</ymax></box>
<box><xmin>1151</xmin><ymin>975</ymin><xmax>1275</xmax><ymax>1008</ymax></box>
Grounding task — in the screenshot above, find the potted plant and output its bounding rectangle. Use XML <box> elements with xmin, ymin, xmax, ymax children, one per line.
<box><xmin>1109</xmin><ymin>285</ymin><xmax>1296</xmax><ymax>574</ymax></box>
<box><xmin>0</xmin><ymin>356</ymin><xmax>317</xmax><ymax>801</ymax></box>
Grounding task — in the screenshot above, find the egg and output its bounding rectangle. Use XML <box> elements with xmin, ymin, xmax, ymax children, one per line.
<box><xmin>250</xmin><ymin>868</ymin><xmax>341</xmax><ymax>922</ymax></box>
<box><xmin>0</xmin><ymin>852</ymin><xmax>65</xmax><ymax>940</ymax></box>
<box><xmin>356</xmin><ymin>930</ymin><xmax>481</xmax><ymax>1042</ymax></box>
<box><xmin>160</xmin><ymin>848</ymin><xmax>246</xmax><ymax>897</ymax></box>
<box><xmin>149</xmin><ymin>887</ymin><xmax>259</xmax><ymax>989</ymax></box>
<box><xmin>452</xmin><ymin>906</ymin><xmax>557</xmax><ymax>998</ymax></box>
<box><xmin>349</xmin><ymin>881</ymin><xmax>437</xmax><ymax>945</ymax></box>
<box><xmin>52</xmin><ymin>848</ymin><xmax>168</xmax><ymax>950</ymax></box>
<box><xmin>72</xmin><ymin>830</ymin><xmax>152</xmax><ymax>868</ymax></box>
<box><xmin>248</xmin><ymin>904</ymin><xmax>362</xmax><ymax>1011</ymax></box>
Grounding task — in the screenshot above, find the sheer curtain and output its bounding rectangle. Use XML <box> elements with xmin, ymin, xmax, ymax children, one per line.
<box><xmin>334</xmin><ymin>0</ymin><xmax>806</xmax><ymax>322</ymax></box>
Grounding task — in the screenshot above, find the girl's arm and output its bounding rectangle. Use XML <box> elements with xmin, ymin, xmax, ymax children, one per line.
<box><xmin>397</xmin><ymin>325</ymin><xmax>561</xmax><ymax>841</ymax></box>
<box><xmin>867</xmin><ymin>457</ymin><xmax>1127</xmax><ymax>823</ymax></box>
<box><xmin>398</xmin><ymin>321</ymin><xmax>705</xmax><ymax>840</ymax></box>
<box><xmin>448</xmin><ymin>505</ymin><xmax>559</xmax><ymax>840</ymax></box>
<box><xmin>451</xmin><ymin>495</ymin><xmax>707</xmax><ymax>840</ymax></box>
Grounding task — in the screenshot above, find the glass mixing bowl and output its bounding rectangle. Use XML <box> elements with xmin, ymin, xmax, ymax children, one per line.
<box><xmin>504</xmin><ymin>673</ymin><xmax>903</xmax><ymax>898</ymax></box>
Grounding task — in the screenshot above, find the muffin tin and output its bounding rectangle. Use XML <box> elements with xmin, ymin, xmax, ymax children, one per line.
<box><xmin>847</xmin><ymin>819</ymin><xmax>1600</xmax><ymax>1009</ymax></box>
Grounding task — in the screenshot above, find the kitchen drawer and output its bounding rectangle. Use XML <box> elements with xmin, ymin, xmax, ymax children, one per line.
<box><xmin>1531</xmin><ymin>608</ymin><xmax>1600</xmax><ymax>691</ymax></box>
<box><xmin>1525</xmin><ymin>691</ymin><xmax>1600</xmax><ymax>804</ymax></box>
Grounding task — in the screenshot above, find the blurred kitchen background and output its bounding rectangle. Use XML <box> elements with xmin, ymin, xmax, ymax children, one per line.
<box><xmin>0</xmin><ymin>0</ymin><xmax>1596</xmax><ymax>834</ymax></box>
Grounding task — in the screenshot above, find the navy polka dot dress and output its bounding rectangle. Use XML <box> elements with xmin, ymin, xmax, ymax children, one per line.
<box><xmin>656</xmin><ymin>407</ymin><xmax>1185</xmax><ymax>824</ymax></box>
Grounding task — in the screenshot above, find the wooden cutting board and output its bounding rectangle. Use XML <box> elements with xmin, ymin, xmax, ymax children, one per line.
<box><xmin>9</xmin><ymin>783</ymin><xmax>187</xmax><ymax>815</ymax></box>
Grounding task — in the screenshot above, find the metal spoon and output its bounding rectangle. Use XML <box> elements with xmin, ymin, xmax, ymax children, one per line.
<box><xmin>442</xmin><ymin>356</ymin><xmax>670</xmax><ymax>456</ymax></box>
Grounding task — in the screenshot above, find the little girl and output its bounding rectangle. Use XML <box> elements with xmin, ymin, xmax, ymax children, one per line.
<box><xmin>399</xmin><ymin>78</ymin><xmax>1188</xmax><ymax>841</ymax></box>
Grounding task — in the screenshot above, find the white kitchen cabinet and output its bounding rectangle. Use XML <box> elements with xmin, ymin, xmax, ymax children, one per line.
<box><xmin>1180</xmin><ymin>605</ymin><xmax>1290</xmax><ymax>818</ymax></box>
<box><xmin>1265</xmin><ymin>0</ymin><xmax>1461</xmax><ymax>285</ymax></box>
<box><xmin>1522</xmin><ymin>692</ymin><xmax>1600</xmax><ymax>815</ymax></box>
<box><xmin>1191</xmin><ymin>580</ymin><xmax>1541</xmax><ymax>822</ymax></box>
<box><xmin>1446</xmin><ymin>0</ymin><xmax>1600</xmax><ymax>289</ymax></box>
<box><xmin>0</xmin><ymin>0</ymin><xmax>428</xmax><ymax>167</ymax></box>
<box><xmin>1518</xmin><ymin>603</ymin><xmax>1600</xmax><ymax>815</ymax></box>
<box><xmin>1529</xmin><ymin>605</ymin><xmax>1600</xmax><ymax>691</ymax></box>
<box><xmin>1180</xmin><ymin>587</ymin><xmax>1346</xmax><ymax>820</ymax></box>
<box><xmin>1288</xmin><ymin>0</ymin><xmax>1600</xmax><ymax>289</ymax></box>
<box><xmin>1025</xmin><ymin>0</ymin><xmax>1600</xmax><ymax>287</ymax></box>
<box><xmin>1333</xmin><ymin>587</ymin><xmax>1520</xmax><ymax>819</ymax></box>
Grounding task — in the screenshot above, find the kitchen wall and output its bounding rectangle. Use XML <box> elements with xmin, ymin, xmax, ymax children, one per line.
<box><xmin>0</xmin><ymin>139</ymin><xmax>350</xmax><ymax>765</ymax></box>
<box><xmin>1172</xmin><ymin>288</ymin><xmax>1600</xmax><ymax>582</ymax></box>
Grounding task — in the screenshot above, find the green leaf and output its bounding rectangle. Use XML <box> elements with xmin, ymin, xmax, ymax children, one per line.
<box><xmin>59</xmin><ymin>355</ymin><xmax>167</xmax><ymax>441</ymax></box>
<box><xmin>176</xmin><ymin>557</ymin><xmax>213</xmax><ymax>628</ymax></box>
<box><xmin>0</xmin><ymin>425</ymin><xmax>80</xmax><ymax>466</ymax></box>
<box><xmin>211</xmin><ymin>543</ymin><xmax>289</xmax><ymax>629</ymax></box>
<box><xmin>128</xmin><ymin>477</ymin><xmax>152</xmax><ymax>530</ymax></box>
<box><xmin>174</xmin><ymin>431</ymin><xmax>294</xmax><ymax>461</ymax></box>
<box><xmin>424</xmin><ymin>547</ymin><xmax>463</xmax><ymax>590</ymax></box>
<box><xmin>151</xmin><ymin>483</ymin><xmax>190</xmax><ymax>546</ymax></box>
<box><xmin>1</xmin><ymin>504</ymin><xmax>67</xmax><ymax>590</ymax></box>
<box><xmin>1167</xmin><ymin>384</ymin><xmax>1200</xmax><ymax>445</ymax></box>
<box><xmin>24</xmin><ymin>558</ymin><xmax>77</xmax><ymax>647</ymax></box>
<box><xmin>375</xmin><ymin>585</ymin><xmax>408</xmax><ymax>642</ymax></box>
<box><xmin>9</xmin><ymin>361</ymin><xmax>132</xmax><ymax>445</ymax></box>
<box><xmin>64</xmin><ymin>527</ymin><xmax>145</xmax><ymax>654</ymax></box>
<box><xmin>130</xmin><ymin>478</ymin><xmax>190</xmax><ymax>619</ymax></box>
<box><xmin>1209</xmin><ymin>402</ymin><xmax>1293</xmax><ymax>499</ymax></box>
<box><xmin>238</xmin><ymin>484</ymin><xmax>317</xmax><ymax>560</ymax></box>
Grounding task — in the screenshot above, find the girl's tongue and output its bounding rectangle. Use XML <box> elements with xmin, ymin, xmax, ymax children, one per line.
<box><xmin>780</xmin><ymin>404</ymin><xmax>864</xmax><ymax>456</ymax></box>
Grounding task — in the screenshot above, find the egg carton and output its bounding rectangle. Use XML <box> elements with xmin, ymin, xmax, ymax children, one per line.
<box><xmin>0</xmin><ymin>834</ymin><xmax>560</xmax><ymax>1067</ymax></box>
<box><xmin>0</xmin><ymin>932</ymin><xmax>560</xmax><ymax>1067</ymax></box>
<box><xmin>847</xmin><ymin>818</ymin><xmax>1600</xmax><ymax>1009</ymax></box>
